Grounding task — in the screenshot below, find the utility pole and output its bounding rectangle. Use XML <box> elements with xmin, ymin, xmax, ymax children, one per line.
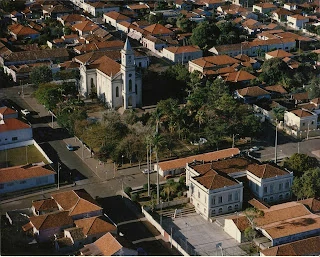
<box><xmin>274</xmin><ymin>121</ymin><xmax>278</xmax><ymax>164</ymax></box>
<box><xmin>147</xmin><ymin>142</ymin><xmax>150</xmax><ymax>196</ymax></box>
<box><xmin>307</xmin><ymin>121</ymin><xmax>310</xmax><ymax>140</ymax></box>
<box><xmin>57</xmin><ymin>162</ymin><xmax>61</xmax><ymax>190</ymax></box>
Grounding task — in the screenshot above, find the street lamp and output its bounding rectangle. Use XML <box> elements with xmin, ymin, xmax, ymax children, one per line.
<box><xmin>232</xmin><ymin>134</ymin><xmax>239</xmax><ymax>148</ymax></box>
<box><xmin>121</xmin><ymin>155</ymin><xmax>124</xmax><ymax>166</ymax></box>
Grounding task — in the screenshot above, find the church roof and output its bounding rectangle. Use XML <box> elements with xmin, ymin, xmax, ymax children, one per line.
<box><xmin>90</xmin><ymin>55</ymin><xmax>120</xmax><ymax>77</ymax></box>
<box><xmin>124</xmin><ymin>37</ymin><xmax>133</xmax><ymax>53</ymax></box>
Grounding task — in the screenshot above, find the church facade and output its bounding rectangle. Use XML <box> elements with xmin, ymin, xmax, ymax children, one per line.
<box><xmin>79</xmin><ymin>38</ymin><xmax>142</xmax><ymax>109</ymax></box>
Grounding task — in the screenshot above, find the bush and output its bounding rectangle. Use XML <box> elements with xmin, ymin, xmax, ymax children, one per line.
<box><xmin>177</xmin><ymin>191</ymin><xmax>183</xmax><ymax>197</ymax></box>
<box><xmin>124</xmin><ymin>187</ymin><xmax>132</xmax><ymax>196</ymax></box>
<box><xmin>150</xmin><ymin>184</ymin><xmax>156</xmax><ymax>189</ymax></box>
<box><xmin>179</xmin><ymin>176</ymin><xmax>186</xmax><ymax>184</ymax></box>
<box><xmin>131</xmin><ymin>193</ymin><xmax>139</xmax><ymax>202</ymax></box>
<box><xmin>143</xmin><ymin>183</ymin><xmax>148</xmax><ymax>190</ymax></box>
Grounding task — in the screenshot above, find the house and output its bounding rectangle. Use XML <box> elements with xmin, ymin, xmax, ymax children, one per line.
<box><xmin>242</xmin><ymin>19</ymin><xmax>262</xmax><ymax>35</ymax></box>
<box><xmin>72</xmin><ymin>21</ymin><xmax>99</xmax><ymax>36</ymax></box>
<box><xmin>217</xmin><ymin>4</ymin><xmax>246</xmax><ymax>16</ymax></box>
<box><xmin>74</xmin><ymin>216</ymin><xmax>117</xmax><ymax>242</ymax></box>
<box><xmin>103</xmin><ymin>11</ymin><xmax>131</xmax><ymax>29</ymax></box>
<box><xmin>24</xmin><ymin>211</ymin><xmax>74</xmax><ymax>242</ymax></box>
<box><xmin>0</xmin><ymin>118</ymin><xmax>32</xmax><ymax>146</ymax></box>
<box><xmin>162</xmin><ymin>45</ymin><xmax>202</xmax><ymax>63</ymax></box>
<box><xmin>271</xmin><ymin>8</ymin><xmax>292</xmax><ymax>23</ymax></box>
<box><xmin>175</xmin><ymin>0</ymin><xmax>193</xmax><ymax>10</ymax></box>
<box><xmin>54</xmin><ymin>227</ymin><xmax>85</xmax><ymax>252</ymax></box>
<box><xmin>0</xmin><ymin>164</ymin><xmax>56</xmax><ymax>195</ymax></box>
<box><xmin>117</xmin><ymin>21</ymin><xmax>131</xmax><ymax>34</ymax></box>
<box><xmin>253</xmin><ymin>202</ymin><xmax>320</xmax><ymax>247</ymax></box>
<box><xmin>201</xmin><ymin>0</ymin><xmax>225</xmax><ymax>9</ymax></box>
<box><xmin>291</xmin><ymin>91</ymin><xmax>309</xmax><ymax>104</ymax></box>
<box><xmin>298</xmin><ymin>198</ymin><xmax>320</xmax><ymax>214</ymax></box>
<box><xmin>0</xmin><ymin>49</ymin><xmax>69</xmax><ymax>67</ymax></box>
<box><xmin>79</xmin><ymin>232</ymin><xmax>138</xmax><ymax>256</ymax></box>
<box><xmin>79</xmin><ymin>38</ymin><xmax>142</xmax><ymax>109</ymax></box>
<box><xmin>82</xmin><ymin>2</ymin><xmax>120</xmax><ymax>17</ymax></box>
<box><xmin>42</xmin><ymin>4</ymin><xmax>73</xmax><ymax>19</ymax></box>
<box><xmin>265</xmin><ymin>49</ymin><xmax>293</xmax><ymax>60</ymax></box>
<box><xmin>224</xmin><ymin>214</ymin><xmax>250</xmax><ymax>243</ymax></box>
<box><xmin>283</xmin><ymin>109</ymin><xmax>318</xmax><ymax>138</ymax></box>
<box><xmin>287</xmin><ymin>14</ymin><xmax>309</xmax><ymax>30</ymax></box>
<box><xmin>236</xmin><ymin>86</ymin><xmax>271</xmax><ymax>104</ymax></box>
<box><xmin>186</xmin><ymin>157</ymin><xmax>293</xmax><ymax>220</ymax></box>
<box><xmin>126</xmin><ymin>3</ymin><xmax>149</xmax><ymax>16</ymax></box>
<box><xmin>51</xmin><ymin>189</ymin><xmax>103</xmax><ymax>220</ymax></box>
<box><xmin>73</xmin><ymin>40</ymin><xmax>124</xmax><ymax>54</ymax></box>
<box><xmin>222</xmin><ymin>70</ymin><xmax>256</xmax><ymax>84</ymax></box>
<box><xmin>188</xmin><ymin>55</ymin><xmax>240</xmax><ymax>74</ymax></box>
<box><xmin>283</xmin><ymin>3</ymin><xmax>297</xmax><ymax>11</ymax></box>
<box><xmin>155</xmin><ymin>148</ymin><xmax>240</xmax><ymax>177</ymax></box>
<box><xmin>0</xmin><ymin>107</ymin><xmax>18</xmax><ymax>120</ymax></box>
<box><xmin>8</xmin><ymin>23</ymin><xmax>40</xmax><ymax>40</ymax></box>
<box><xmin>142</xmin><ymin>34</ymin><xmax>167</xmax><ymax>54</ymax></box>
<box><xmin>264</xmin><ymin>85</ymin><xmax>287</xmax><ymax>98</ymax></box>
<box><xmin>32</xmin><ymin>198</ymin><xmax>59</xmax><ymax>216</ymax></box>
<box><xmin>143</xmin><ymin>23</ymin><xmax>174</xmax><ymax>37</ymax></box>
<box><xmin>252</xmin><ymin>3</ymin><xmax>277</xmax><ymax>14</ymax></box>
<box><xmin>234</xmin><ymin>54</ymin><xmax>260</xmax><ymax>69</ymax></box>
<box><xmin>261</xmin><ymin>236</ymin><xmax>320</xmax><ymax>256</ymax></box>
<box><xmin>253</xmin><ymin>100</ymin><xmax>286</xmax><ymax>122</ymax></box>
<box><xmin>57</xmin><ymin>14</ymin><xmax>88</xmax><ymax>26</ymax></box>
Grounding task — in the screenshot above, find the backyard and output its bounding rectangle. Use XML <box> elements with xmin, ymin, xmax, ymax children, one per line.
<box><xmin>0</xmin><ymin>145</ymin><xmax>49</xmax><ymax>168</ymax></box>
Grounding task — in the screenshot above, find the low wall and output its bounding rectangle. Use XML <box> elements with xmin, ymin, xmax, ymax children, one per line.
<box><xmin>154</xmin><ymin>198</ymin><xmax>189</xmax><ymax>210</ymax></box>
<box><xmin>33</xmin><ymin>140</ymin><xmax>53</xmax><ymax>164</ymax></box>
<box><xmin>142</xmin><ymin>206</ymin><xmax>189</xmax><ymax>256</ymax></box>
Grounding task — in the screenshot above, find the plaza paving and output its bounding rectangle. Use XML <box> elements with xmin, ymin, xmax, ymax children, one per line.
<box><xmin>163</xmin><ymin>213</ymin><xmax>247</xmax><ymax>256</ymax></box>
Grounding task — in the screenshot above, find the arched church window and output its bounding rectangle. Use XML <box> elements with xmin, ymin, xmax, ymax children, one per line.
<box><xmin>129</xmin><ymin>73</ymin><xmax>132</xmax><ymax>77</ymax></box>
<box><xmin>116</xmin><ymin>86</ymin><xmax>119</xmax><ymax>97</ymax></box>
<box><xmin>129</xmin><ymin>80</ymin><xmax>132</xmax><ymax>92</ymax></box>
<box><xmin>135</xmin><ymin>84</ymin><xmax>137</xmax><ymax>95</ymax></box>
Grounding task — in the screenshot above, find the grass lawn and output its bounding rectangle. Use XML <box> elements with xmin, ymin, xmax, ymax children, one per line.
<box><xmin>0</xmin><ymin>145</ymin><xmax>49</xmax><ymax>167</ymax></box>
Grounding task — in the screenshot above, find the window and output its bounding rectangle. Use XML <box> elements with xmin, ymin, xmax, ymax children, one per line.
<box><xmin>218</xmin><ymin>196</ymin><xmax>222</xmax><ymax>204</ymax></box>
<box><xmin>285</xmin><ymin>181</ymin><xmax>289</xmax><ymax>189</ymax></box>
<box><xmin>218</xmin><ymin>208</ymin><xmax>223</xmax><ymax>213</ymax></box>
<box><xmin>270</xmin><ymin>184</ymin><xmax>274</xmax><ymax>193</ymax></box>
<box><xmin>204</xmin><ymin>208</ymin><xmax>206</xmax><ymax>213</ymax></box>
<box><xmin>0</xmin><ymin>184</ymin><xmax>4</xmax><ymax>189</ymax></box>
<box><xmin>129</xmin><ymin>79</ymin><xmax>132</xmax><ymax>92</ymax></box>
<box><xmin>235</xmin><ymin>204</ymin><xmax>239</xmax><ymax>210</ymax></box>
<box><xmin>302</xmin><ymin>122</ymin><xmax>305</xmax><ymax>126</ymax></box>
<box><xmin>139</xmin><ymin>62</ymin><xmax>142</xmax><ymax>67</ymax></box>
<box><xmin>235</xmin><ymin>191</ymin><xmax>239</xmax><ymax>201</ymax></box>
<box><xmin>264</xmin><ymin>186</ymin><xmax>268</xmax><ymax>193</ymax></box>
<box><xmin>198</xmin><ymin>191</ymin><xmax>200</xmax><ymax>198</ymax></box>
<box><xmin>311</xmin><ymin>121</ymin><xmax>314</xmax><ymax>125</ymax></box>
<box><xmin>279</xmin><ymin>183</ymin><xmax>283</xmax><ymax>191</ymax></box>
<box><xmin>263</xmin><ymin>197</ymin><xmax>268</xmax><ymax>202</ymax></box>
<box><xmin>270</xmin><ymin>196</ymin><xmax>274</xmax><ymax>201</ymax></box>
<box><xmin>212</xmin><ymin>196</ymin><xmax>216</xmax><ymax>205</ymax></box>
<box><xmin>205</xmin><ymin>197</ymin><xmax>207</xmax><ymax>204</ymax></box>
<box><xmin>211</xmin><ymin>209</ymin><xmax>216</xmax><ymax>216</ymax></box>
<box><xmin>279</xmin><ymin>194</ymin><xmax>283</xmax><ymax>200</ymax></box>
<box><xmin>228</xmin><ymin>194</ymin><xmax>232</xmax><ymax>202</ymax></box>
<box><xmin>12</xmin><ymin>137</ymin><xmax>18</xmax><ymax>141</ymax></box>
<box><xmin>285</xmin><ymin>193</ymin><xmax>290</xmax><ymax>198</ymax></box>
<box><xmin>116</xmin><ymin>86</ymin><xmax>119</xmax><ymax>97</ymax></box>
<box><xmin>197</xmin><ymin>203</ymin><xmax>200</xmax><ymax>208</ymax></box>
<box><xmin>228</xmin><ymin>206</ymin><xmax>232</xmax><ymax>211</ymax></box>
<box><xmin>129</xmin><ymin>73</ymin><xmax>132</xmax><ymax>77</ymax></box>
<box><xmin>20</xmin><ymin>180</ymin><xmax>26</xmax><ymax>184</ymax></box>
<box><xmin>135</xmin><ymin>84</ymin><xmax>137</xmax><ymax>95</ymax></box>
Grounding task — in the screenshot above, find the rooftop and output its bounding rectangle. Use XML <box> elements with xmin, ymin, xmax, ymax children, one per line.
<box><xmin>237</xmin><ymin>86</ymin><xmax>270</xmax><ymax>97</ymax></box>
<box><xmin>290</xmin><ymin>109</ymin><xmax>315</xmax><ymax>117</ymax></box>
<box><xmin>74</xmin><ymin>216</ymin><xmax>116</xmax><ymax>236</ymax></box>
<box><xmin>29</xmin><ymin>210</ymin><xmax>73</xmax><ymax>230</ymax></box>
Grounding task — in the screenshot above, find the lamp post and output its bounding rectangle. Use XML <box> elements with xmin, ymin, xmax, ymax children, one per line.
<box><xmin>232</xmin><ymin>134</ymin><xmax>239</xmax><ymax>148</ymax></box>
<box><xmin>121</xmin><ymin>155</ymin><xmax>124</xmax><ymax>166</ymax></box>
<box><xmin>160</xmin><ymin>200</ymin><xmax>163</xmax><ymax>227</ymax></box>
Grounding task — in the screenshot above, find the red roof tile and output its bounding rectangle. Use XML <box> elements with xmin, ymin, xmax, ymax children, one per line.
<box><xmin>0</xmin><ymin>118</ymin><xmax>30</xmax><ymax>132</ymax></box>
<box><xmin>29</xmin><ymin>211</ymin><xmax>73</xmax><ymax>230</ymax></box>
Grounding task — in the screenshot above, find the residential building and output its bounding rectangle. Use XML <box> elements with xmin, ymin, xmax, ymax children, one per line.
<box><xmin>79</xmin><ymin>38</ymin><xmax>142</xmax><ymax>109</ymax></box>
<box><xmin>126</xmin><ymin>3</ymin><xmax>149</xmax><ymax>16</ymax></box>
<box><xmin>236</xmin><ymin>86</ymin><xmax>271</xmax><ymax>104</ymax></box>
<box><xmin>162</xmin><ymin>46</ymin><xmax>202</xmax><ymax>63</ymax></box>
<box><xmin>57</xmin><ymin>14</ymin><xmax>88</xmax><ymax>26</ymax></box>
<box><xmin>271</xmin><ymin>8</ymin><xmax>292</xmax><ymax>23</ymax></box>
<box><xmin>0</xmin><ymin>107</ymin><xmax>18</xmax><ymax>120</ymax></box>
<box><xmin>252</xmin><ymin>3</ymin><xmax>277</xmax><ymax>14</ymax></box>
<box><xmin>188</xmin><ymin>55</ymin><xmax>240</xmax><ymax>74</ymax></box>
<box><xmin>261</xmin><ymin>236</ymin><xmax>320</xmax><ymax>256</ymax></box>
<box><xmin>265</xmin><ymin>49</ymin><xmax>293</xmax><ymax>60</ymax></box>
<box><xmin>222</xmin><ymin>70</ymin><xmax>256</xmax><ymax>85</ymax></box>
<box><xmin>143</xmin><ymin>23</ymin><xmax>174</xmax><ymax>37</ymax></box>
<box><xmin>72</xmin><ymin>21</ymin><xmax>99</xmax><ymax>36</ymax></box>
<box><xmin>224</xmin><ymin>214</ymin><xmax>250</xmax><ymax>243</ymax></box>
<box><xmin>8</xmin><ymin>23</ymin><xmax>40</xmax><ymax>40</ymax></box>
<box><xmin>186</xmin><ymin>157</ymin><xmax>293</xmax><ymax>219</ymax></box>
<box><xmin>155</xmin><ymin>148</ymin><xmax>240</xmax><ymax>177</ymax></box>
<box><xmin>287</xmin><ymin>14</ymin><xmax>309</xmax><ymax>30</ymax></box>
<box><xmin>284</xmin><ymin>109</ymin><xmax>318</xmax><ymax>138</ymax></box>
<box><xmin>103</xmin><ymin>11</ymin><xmax>131</xmax><ymax>29</ymax></box>
<box><xmin>0</xmin><ymin>164</ymin><xmax>56</xmax><ymax>194</ymax></box>
<box><xmin>32</xmin><ymin>199</ymin><xmax>59</xmax><ymax>216</ymax></box>
<box><xmin>142</xmin><ymin>35</ymin><xmax>167</xmax><ymax>54</ymax></box>
<box><xmin>79</xmin><ymin>232</ymin><xmax>138</xmax><ymax>256</ymax></box>
<box><xmin>42</xmin><ymin>4</ymin><xmax>73</xmax><ymax>19</ymax></box>
<box><xmin>82</xmin><ymin>2</ymin><xmax>120</xmax><ymax>17</ymax></box>
<box><xmin>73</xmin><ymin>40</ymin><xmax>124</xmax><ymax>54</ymax></box>
<box><xmin>0</xmin><ymin>118</ymin><xmax>32</xmax><ymax>146</ymax></box>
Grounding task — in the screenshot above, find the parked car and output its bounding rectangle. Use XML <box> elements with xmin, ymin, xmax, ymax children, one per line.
<box><xmin>66</xmin><ymin>144</ymin><xmax>75</xmax><ymax>151</ymax></box>
<box><xmin>142</xmin><ymin>169</ymin><xmax>155</xmax><ymax>174</ymax></box>
<box><xmin>249</xmin><ymin>146</ymin><xmax>260</xmax><ymax>152</ymax></box>
<box><xmin>21</xmin><ymin>109</ymin><xmax>30</xmax><ymax>116</ymax></box>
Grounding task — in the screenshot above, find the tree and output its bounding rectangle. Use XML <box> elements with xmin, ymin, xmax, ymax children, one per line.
<box><xmin>291</xmin><ymin>168</ymin><xmax>320</xmax><ymax>199</ymax></box>
<box><xmin>176</xmin><ymin>14</ymin><xmax>193</xmax><ymax>32</ymax></box>
<box><xmin>272</xmin><ymin>107</ymin><xmax>285</xmax><ymax>122</ymax></box>
<box><xmin>190</xmin><ymin>21</ymin><xmax>220</xmax><ymax>49</ymax></box>
<box><xmin>152</xmin><ymin>133</ymin><xmax>165</xmax><ymax>204</ymax></box>
<box><xmin>259</xmin><ymin>58</ymin><xmax>290</xmax><ymax>86</ymax></box>
<box><xmin>307</xmin><ymin>78</ymin><xmax>320</xmax><ymax>99</ymax></box>
<box><xmin>284</xmin><ymin>153</ymin><xmax>319</xmax><ymax>177</ymax></box>
<box><xmin>30</xmin><ymin>66</ymin><xmax>53</xmax><ymax>87</ymax></box>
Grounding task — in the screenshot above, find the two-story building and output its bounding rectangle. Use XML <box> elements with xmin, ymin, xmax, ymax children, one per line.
<box><xmin>162</xmin><ymin>45</ymin><xmax>202</xmax><ymax>64</ymax></box>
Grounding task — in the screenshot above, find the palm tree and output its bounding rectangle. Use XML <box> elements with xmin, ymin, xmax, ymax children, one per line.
<box><xmin>152</xmin><ymin>133</ymin><xmax>165</xmax><ymax>204</ymax></box>
<box><xmin>195</xmin><ymin>109</ymin><xmax>206</xmax><ymax>133</ymax></box>
<box><xmin>153</xmin><ymin>108</ymin><xmax>162</xmax><ymax>134</ymax></box>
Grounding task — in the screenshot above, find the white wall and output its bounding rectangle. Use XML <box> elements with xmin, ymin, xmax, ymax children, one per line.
<box><xmin>0</xmin><ymin>127</ymin><xmax>33</xmax><ymax>146</ymax></box>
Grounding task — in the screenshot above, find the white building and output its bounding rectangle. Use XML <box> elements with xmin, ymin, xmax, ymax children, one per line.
<box><xmin>82</xmin><ymin>2</ymin><xmax>120</xmax><ymax>17</ymax></box>
<box><xmin>186</xmin><ymin>157</ymin><xmax>293</xmax><ymax>220</ymax></box>
<box><xmin>0</xmin><ymin>118</ymin><xmax>32</xmax><ymax>146</ymax></box>
<box><xmin>287</xmin><ymin>14</ymin><xmax>309</xmax><ymax>30</ymax></box>
<box><xmin>0</xmin><ymin>164</ymin><xmax>56</xmax><ymax>194</ymax></box>
<box><xmin>79</xmin><ymin>38</ymin><xmax>142</xmax><ymax>109</ymax></box>
<box><xmin>162</xmin><ymin>46</ymin><xmax>203</xmax><ymax>64</ymax></box>
<box><xmin>103</xmin><ymin>11</ymin><xmax>131</xmax><ymax>30</ymax></box>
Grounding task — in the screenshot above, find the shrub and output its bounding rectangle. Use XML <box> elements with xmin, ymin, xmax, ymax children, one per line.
<box><xmin>124</xmin><ymin>187</ymin><xmax>132</xmax><ymax>196</ymax></box>
<box><xmin>131</xmin><ymin>193</ymin><xmax>139</xmax><ymax>202</ymax></box>
<box><xmin>150</xmin><ymin>184</ymin><xmax>156</xmax><ymax>189</ymax></box>
<box><xmin>177</xmin><ymin>191</ymin><xmax>183</xmax><ymax>197</ymax></box>
<box><xmin>143</xmin><ymin>183</ymin><xmax>148</xmax><ymax>190</ymax></box>
<box><xmin>179</xmin><ymin>176</ymin><xmax>186</xmax><ymax>184</ymax></box>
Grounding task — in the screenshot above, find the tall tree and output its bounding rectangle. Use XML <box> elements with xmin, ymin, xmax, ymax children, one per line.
<box><xmin>190</xmin><ymin>21</ymin><xmax>220</xmax><ymax>49</ymax></box>
<box><xmin>291</xmin><ymin>168</ymin><xmax>320</xmax><ymax>199</ymax></box>
<box><xmin>284</xmin><ymin>153</ymin><xmax>319</xmax><ymax>177</ymax></box>
<box><xmin>30</xmin><ymin>66</ymin><xmax>53</xmax><ymax>87</ymax></box>
<box><xmin>152</xmin><ymin>133</ymin><xmax>165</xmax><ymax>204</ymax></box>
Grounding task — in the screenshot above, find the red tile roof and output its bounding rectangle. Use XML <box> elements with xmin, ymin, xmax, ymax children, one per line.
<box><xmin>32</xmin><ymin>199</ymin><xmax>59</xmax><ymax>212</ymax></box>
<box><xmin>264</xmin><ymin>85</ymin><xmax>288</xmax><ymax>94</ymax></box>
<box><xmin>164</xmin><ymin>45</ymin><xmax>201</xmax><ymax>54</ymax></box>
<box><xmin>266</xmin><ymin>49</ymin><xmax>293</xmax><ymax>58</ymax></box>
<box><xmin>90</xmin><ymin>55</ymin><xmax>121</xmax><ymax>77</ymax></box>
<box><xmin>158</xmin><ymin>148</ymin><xmax>240</xmax><ymax>171</ymax></box>
<box><xmin>8</xmin><ymin>24</ymin><xmax>39</xmax><ymax>36</ymax></box>
<box><xmin>144</xmin><ymin>24</ymin><xmax>174</xmax><ymax>35</ymax></box>
<box><xmin>104</xmin><ymin>11</ymin><xmax>130</xmax><ymax>21</ymax></box>
<box><xmin>226</xmin><ymin>215</ymin><xmax>249</xmax><ymax>232</ymax></box>
<box><xmin>223</xmin><ymin>70</ymin><xmax>256</xmax><ymax>82</ymax></box>
<box><xmin>191</xmin><ymin>55</ymin><xmax>240</xmax><ymax>68</ymax></box>
<box><xmin>74</xmin><ymin>216</ymin><xmax>116</xmax><ymax>236</ymax></box>
<box><xmin>0</xmin><ymin>165</ymin><xmax>55</xmax><ymax>183</ymax></box>
<box><xmin>0</xmin><ymin>107</ymin><xmax>17</xmax><ymax>115</ymax></box>
<box><xmin>246</xmin><ymin>163</ymin><xmax>289</xmax><ymax>179</ymax></box>
<box><xmin>29</xmin><ymin>211</ymin><xmax>73</xmax><ymax>230</ymax></box>
<box><xmin>237</xmin><ymin>86</ymin><xmax>270</xmax><ymax>97</ymax></box>
<box><xmin>290</xmin><ymin>109</ymin><xmax>314</xmax><ymax>117</ymax></box>
<box><xmin>0</xmin><ymin>118</ymin><xmax>30</xmax><ymax>132</ymax></box>
<box><xmin>72</xmin><ymin>21</ymin><xmax>99</xmax><ymax>32</ymax></box>
<box><xmin>298</xmin><ymin>198</ymin><xmax>320</xmax><ymax>213</ymax></box>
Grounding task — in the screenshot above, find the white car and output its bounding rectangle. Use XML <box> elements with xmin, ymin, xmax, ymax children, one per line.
<box><xmin>249</xmin><ymin>146</ymin><xmax>260</xmax><ymax>152</ymax></box>
<box><xmin>21</xmin><ymin>109</ymin><xmax>30</xmax><ymax>116</ymax></box>
<box><xmin>142</xmin><ymin>169</ymin><xmax>155</xmax><ymax>174</ymax></box>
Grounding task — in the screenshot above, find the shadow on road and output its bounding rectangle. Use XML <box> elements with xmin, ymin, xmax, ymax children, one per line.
<box><xmin>33</xmin><ymin>127</ymin><xmax>70</xmax><ymax>143</ymax></box>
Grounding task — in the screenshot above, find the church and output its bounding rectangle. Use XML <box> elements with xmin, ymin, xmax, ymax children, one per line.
<box><xmin>79</xmin><ymin>38</ymin><xmax>142</xmax><ymax>109</ymax></box>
